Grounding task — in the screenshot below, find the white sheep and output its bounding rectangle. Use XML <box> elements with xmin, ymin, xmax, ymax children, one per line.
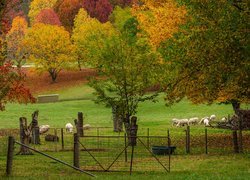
<box><xmin>176</xmin><ymin>119</ymin><xmax>189</xmax><ymax>127</ymax></box>
<box><xmin>39</xmin><ymin>125</ymin><xmax>50</xmax><ymax>134</ymax></box>
<box><xmin>188</xmin><ymin>117</ymin><xmax>199</xmax><ymax>125</ymax></box>
<box><xmin>203</xmin><ymin>118</ymin><xmax>210</xmax><ymax>126</ymax></box>
<box><xmin>172</xmin><ymin>118</ymin><xmax>179</xmax><ymax>126</ymax></box>
<box><xmin>83</xmin><ymin>124</ymin><xmax>91</xmax><ymax>130</ymax></box>
<box><xmin>210</xmin><ymin>114</ymin><xmax>216</xmax><ymax>121</ymax></box>
<box><xmin>221</xmin><ymin>117</ymin><xmax>227</xmax><ymax>122</ymax></box>
<box><xmin>199</xmin><ymin>116</ymin><xmax>209</xmax><ymax>124</ymax></box>
<box><xmin>65</xmin><ymin>123</ymin><xmax>74</xmax><ymax>133</ymax></box>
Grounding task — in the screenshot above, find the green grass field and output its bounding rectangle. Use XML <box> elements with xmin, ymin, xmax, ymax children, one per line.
<box><xmin>0</xmin><ymin>85</ymin><xmax>250</xmax><ymax>179</ymax></box>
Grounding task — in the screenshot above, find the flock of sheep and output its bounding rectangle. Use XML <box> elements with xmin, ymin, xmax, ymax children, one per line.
<box><xmin>39</xmin><ymin>115</ymin><xmax>226</xmax><ymax>133</ymax></box>
<box><xmin>39</xmin><ymin>123</ymin><xmax>91</xmax><ymax>134</ymax></box>
<box><xmin>172</xmin><ymin>115</ymin><xmax>226</xmax><ymax>127</ymax></box>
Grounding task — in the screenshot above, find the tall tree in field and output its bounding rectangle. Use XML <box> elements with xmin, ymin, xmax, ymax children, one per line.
<box><xmin>72</xmin><ymin>8</ymin><xmax>114</xmax><ymax>70</ymax></box>
<box><xmin>28</xmin><ymin>0</ymin><xmax>57</xmax><ymax>25</ymax></box>
<box><xmin>6</xmin><ymin>16</ymin><xmax>28</xmax><ymax>69</ymax></box>
<box><xmin>82</xmin><ymin>0</ymin><xmax>113</xmax><ymax>23</ymax></box>
<box><xmin>88</xmin><ymin>16</ymin><xmax>162</xmax><ymax>133</ymax></box>
<box><xmin>0</xmin><ymin>36</ymin><xmax>35</xmax><ymax>110</ymax></box>
<box><xmin>22</xmin><ymin>24</ymin><xmax>75</xmax><ymax>82</ymax></box>
<box><xmin>159</xmin><ymin>0</ymin><xmax>250</xmax><ymax>112</ymax></box>
<box><xmin>34</xmin><ymin>8</ymin><xmax>61</xmax><ymax>26</ymax></box>
<box><xmin>54</xmin><ymin>0</ymin><xmax>82</xmax><ymax>32</ymax></box>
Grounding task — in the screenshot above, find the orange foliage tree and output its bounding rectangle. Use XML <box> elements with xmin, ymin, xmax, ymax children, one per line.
<box><xmin>6</xmin><ymin>16</ymin><xmax>28</xmax><ymax>69</ymax></box>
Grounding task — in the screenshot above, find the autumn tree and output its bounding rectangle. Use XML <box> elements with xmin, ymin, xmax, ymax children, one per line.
<box><xmin>34</xmin><ymin>8</ymin><xmax>61</xmax><ymax>26</ymax></box>
<box><xmin>28</xmin><ymin>0</ymin><xmax>57</xmax><ymax>25</ymax></box>
<box><xmin>6</xmin><ymin>16</ymin><xmax>28</xmax><ymax>69</ymax></box>
<box><xmin>72</xmin><ymin>8</ymin><xmax>114</xmax><ymax>70</ymax></box>
<box><xmin>132</xmin><ymin>0</ymin><xmax>187</xmax><ymax>48</ymax></box>
<box><xmin>22</xmin><ymin>23</ymin><xmax>75</xmax><ymax>82</ymax></box>
<box><xmin>82</xmin><ymin>0</ymin><xmax>113</xmax><ymax>23</ymax></box>
<box><xmin>54</xmin><ymin>0</ymin><xmax>82</xmax><ymax>32</ymax></box>
<box><xmin>0</xmin><ymin>36</ymin><xmax>35</xmax><ymax>110</ymax></box>
<box><xmin>159</xmin><ymin>0</ymin><xmax>249</xmax><ymax>112</ymax></box>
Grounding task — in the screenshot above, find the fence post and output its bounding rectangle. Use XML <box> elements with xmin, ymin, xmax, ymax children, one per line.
<box><xmin>232</xmin><ymin>130</ymin><xmax>239</xmax><ymax>153</ymax></box>
<box><xmin>78</xmin><ymin>112</ymin><xmax>84</xmax><ymax>137</ymax></box>
<box><xmin>61</xmin><ymin>128</ymin><xmax>64</xmax><ymax>151</ymax></box>
<box><xmin>6</xmin><ymin>136</ymin><xmax>15</xmax><ymax>176</ymax></box>
<box><xmin>238</xmin><ymin>113</ymin><xmax>243</xmax><ymax>153</ymax></box>
<box><xmin>167</xmin><ymin>129</ymin><xmax>171</xmax><ymax>172</ymax></box>
<box><xmin>124</xmin><ymin>133</ymin><xmax>127</xmax><ymax>162</ymax></box>
<box><xmin>54</xmin><ymin>128</ymin><xmax>58</xmax><ymax>152</ymax></box>
<box><xmin>73</xmin><ymin>133</ymin><xmax>80</xmax><ymax>168</ymax></box>
<box><xmin>205</xmin><ymin>128</ymin><xmax>208</xmax><ymax>154</ymax></box>
<box><xmin>186</xmin><ymin>126</ymin><xmax>190</xmax><ymax>154</ymax></box>
<box><xmin>147</xmin><ymin>128</ymin><xmax>150</xmax><ymax>148</ymax></box>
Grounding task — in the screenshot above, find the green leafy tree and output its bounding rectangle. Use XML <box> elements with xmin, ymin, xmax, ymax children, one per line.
<box><xmin>88</xmin><ymin>17</ymin><xmax>162</xmax><ymax>133</ymax></box>
<box><xmin>72</xmin><ymin>8</ymin><xmax>114</xmax><ymax>70</ymax></box>
<box><xmin>23</xmin><ymin>23</ymin><xmax>75</xmax><ymax>82</ymax></box>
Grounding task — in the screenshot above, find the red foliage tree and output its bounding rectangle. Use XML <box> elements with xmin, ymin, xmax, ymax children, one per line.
<box><xmin>82</xmin><ymin>0</ymin><xmax>113</xmax><ymax>23</ymax></box>
<box><xmin>0</xmin><ymin>0</ymin><xmax>29</xmax><ymax>34</ymax></box>
<box><xmin>54</xmin><ymin>0</ymin><xmax>83</xmax><ymax>32</ymax></box>
<box><xmin>34</xmin><ymin>8</ymin><xmax>61</xmax><ymax>26</ymax></box>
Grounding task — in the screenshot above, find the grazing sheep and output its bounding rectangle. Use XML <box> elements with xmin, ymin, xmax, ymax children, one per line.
<box><xmin>188</xmin><ymin>117</ymin><xmax>199</xmax><ymax>125</ymax></box>
<box><xmin>39</xmin><ymin>125</ymin><xmax>50</xmax><ymax>134</ymax></box>
<box><xmin>176</xmin><ymin>119</ymin><xmax>189</xmax><ymax>127</ymax></box>
<box><xmin>199</xmin><ymin>117</ymin><xmax>209</xmax><ymax>124</ymax></box>
<box><xmin>172</xmin><ymin>118</ymin><xmax>179</xmax><ymax>126</ymax></box>
<box><xmin>83</xmin><ymin>124</ymin><xmax>91</xmax><ymax>130</ymax></box>
<box><xmin>203</xmin><ymin>118</ymin><xmax>210</xmax><ymax>126</ymax></box>
<box><xmin>221</xmin><ymin>117</ymin><xmax>227</xmax><ymax>122</ymax></box>
<box><xmin>210</xmin><ymin>114</ymin><xmax>216</xmax><ymax>121</ymax></box>
<box><xmin>65</xmin><ymin>123</ymin><xmax>74</xmax><ymax>133</ymax></box>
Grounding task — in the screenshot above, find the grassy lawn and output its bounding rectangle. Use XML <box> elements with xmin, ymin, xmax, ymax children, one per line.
<box><xmin>0</xmin><ymin>92</ymin><xmax>238</xmax><ymax>129</ymax></box>
<box><xmin>0</xmin><ymin>152</ymin><xmax>249</xmax><ymax>179</ymax></box>
<box><xmin>0</xmin><ymin>85</ymin><xmax>249</xmax><ymax>179</ymax></box>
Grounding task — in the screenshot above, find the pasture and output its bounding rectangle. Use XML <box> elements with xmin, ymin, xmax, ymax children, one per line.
<box><xmin>0</xmin><ymin>70</ymin><xmax>250</xmax><ymax>179</ymax></box>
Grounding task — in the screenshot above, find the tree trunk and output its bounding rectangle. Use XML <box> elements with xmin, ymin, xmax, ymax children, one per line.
<box><xmin>17</xmin><ymin>117</ymin><xmax>33</xmax><ymax>155</ymax></box>
<box><xmin>49</xmin><ymin>69</ymin><xmax>58</xmax><ymax>83</ymax></box>
<box><xmin>123</xmin><ymin>115</ymin><xmax>138</xmax><ymax>146</ymax></box>
<box><xmin>232</xmin><ymin>100</ymin><xmax>240</xmax><ymax>114</ymax></box>
<box><xmin>112</xmin><ymin>105</ymin><xmax>123</xmax><ymax>132</ymax></box>
<box><xmin>30</xmin><ymin>110</ymin><xmax>40</xmax><ymax>144</ymax></box>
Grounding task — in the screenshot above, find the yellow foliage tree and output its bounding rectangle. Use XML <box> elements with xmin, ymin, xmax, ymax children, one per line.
<box><xmin>6</xmin><ymin>16</ymin><xmax>28</xmax><ymax>69</ymax></box>
<box><xmin>23</xmin><ymin>23</ymin><xmax>75</xmax><ymax>82</ymax></box>
<box><xmin>132</xmin><ymin>0</ymin><xmax>187</xmax><ymax>47</ymax></box>
<box><xmin>72</xmin><ymin>8</ymin><xmax>115</xmax><ymax>69</ymax></box>
<box><xmin>28</xmin><ymin>0</ymin><xmax>57</xmax><ymax>25</ymax></box>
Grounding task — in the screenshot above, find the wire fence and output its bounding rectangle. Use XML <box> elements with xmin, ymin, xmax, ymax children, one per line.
<box><xmin>1</xmin><ymin>127</ymin><xmax>250</xmax><ymax>156</ymax></box>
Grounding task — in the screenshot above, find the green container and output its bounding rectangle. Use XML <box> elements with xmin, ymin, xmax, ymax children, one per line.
<box><xmin>152</xmin><ymin>146</ymin><xmax>176</xmax><ymax>155</ymax></box>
